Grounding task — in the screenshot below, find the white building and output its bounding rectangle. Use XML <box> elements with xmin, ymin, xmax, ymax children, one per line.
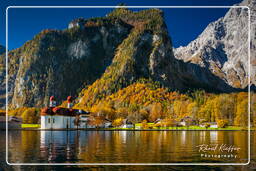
<box><xmin>79</xmin><ymin>114</ymin><xmax>95</xmax><ymax>128</ymax></box>
<box><xmin>120</xmin><ymin>119</ymin><xmax>133</xmax><ymax>128</ymax></box>
<box><xmin>41</xmin><ymin>114</ymin><xmax>76</xmax><ymax>129</ymax></box>
<box><xmin>103</xmin><ymin>119</ymin><xmax>112</xmax><ymax>128</ymax></box>
<box><xmin>41</xmin><ymin>113</ymin><xmax>114</xmax><ymax>129</ymax></box>
<box><xmin>41</xmin><ymin>96</ymin><xmax>78</xmax><ymax>129</ymax></box>
<box><xmin>40</xmin><ymin>107</ymin><xmax>112</xmax><ymax>129</ymax></box>
<box><xmin>199</xmin><ymin>122</ymin><xmax>218</xmax><ymax>128</ymax></box>
<box><xmin>41</xmin><ymin>93</ymin><xmax>113</xmax><ymax>130</ymax></box>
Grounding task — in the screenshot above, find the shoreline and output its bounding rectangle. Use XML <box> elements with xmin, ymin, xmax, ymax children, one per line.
<box><xmin>0</xmin><ymin>128</ymin><xmax>252</xmax><ymax>131</ymax></box>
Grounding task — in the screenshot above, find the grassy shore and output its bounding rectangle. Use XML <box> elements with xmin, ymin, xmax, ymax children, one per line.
<box><xmin>21</xmin><ymin>124</ymin><xmax>40</xmax><ymax>128</ymax></box>
<box><xmin>109</xmin><ymin>126</ymin><xmax>246</xmax><ymax>130</ymax></box>
<box><xmin>21</xmin><ymin>123</ymin><xmax>247</xmax><ymax>130</ymax></box>
<box><xmin>131</xmin><ymin>123</ymin><xmax>246</xmax><ymax>130</ymax></box>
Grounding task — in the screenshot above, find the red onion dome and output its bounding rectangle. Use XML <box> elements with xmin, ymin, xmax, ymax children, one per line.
<box><xmin>50</xmin><ymin>96</ymin><xmax>55</xmax><ymax>101</ymax></box>
<box><xmin>67</xmin><ymin>96</ymin><xmax>72</xmax><ymax>103</ymax></box>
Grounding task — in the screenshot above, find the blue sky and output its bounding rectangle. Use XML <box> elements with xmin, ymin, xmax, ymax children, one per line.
<box><xmin>1</xmin><ymin>0</ymin><xmax>242</xmax><ymax>50</ymax></box>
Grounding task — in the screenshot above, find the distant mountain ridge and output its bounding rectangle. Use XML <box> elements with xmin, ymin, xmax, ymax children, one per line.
<box><xmin>174</xmin><ymin>0</ymin><xmax>256</xmax><ymax>89</ymax></box>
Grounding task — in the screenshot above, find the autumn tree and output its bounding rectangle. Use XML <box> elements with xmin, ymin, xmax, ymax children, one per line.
<box><xmin>116</xmin><ymin>107</ymin><xmax>129</xmax><ymax>118</ymax></box>
<box><xmin>141</xmin><ymin>120</ymin><xmax>149</xmax><ymax>129</ymax></box>
<box><xmin>139</xmin><ymin>108</ymin><xmax>149</xmax><ymax>120</ymax></box>
<box><xmin>217</xmin><ymin>94</ymin><xmax>235</xmax><ymax>124</ymax></box>
<box><xmin>198</xmin><ymin>98</ymin><xmax>214</xmax><ymax>122</ymax></box>
<box><xmin>235</xmin><ymin>98</ymin><xmax>248</xmax><ymax>127</ymax></box>
<box><xmin>187</xmin><ymin>102</ymin><xmax>198</xmax><ymax>119</ymax></box>
<box><xmin>127</xmin><ymin>112</ymin><xmax>143</xmax><ymax>124</ymax></box>
<box><xmin>217</xmin><ymin>119</ymin><xmax>228</xmax><ymax>128</ymax></box>
<box><xmin>149</xmin><ymin>103</ymin><xmax>162</xmax><ymax>122</ymax></box>
<box><xmin>91</xmin><ymin>101</ymin><xmax>116</xmax><ymax>120</ymax></box>
<box><xmin>173</xmin><ymin>100</ymin><xmax>189</xmax><ymax>119</ymax></box>
<box><xmin>88</xmin><ymin>113</ymin><xmax>105</xmax><ymax>128</ymax></box>
<box><xmin>251</xmin><ymin>93</ymin><xmax>256</xmax><ymax>127</ymax></box>
<box><xmin>21</xmin><ymin>108</ymin><xmax>39</xmax><ymax>124</ymax></box>
<box><xmin>112</xmin><ymin>118</ymin><xmax>123</xmax><ymax>127</ymax></box>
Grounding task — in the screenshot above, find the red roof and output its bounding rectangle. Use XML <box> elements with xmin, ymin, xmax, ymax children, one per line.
<box><xmin>41</xmin><ymin>107</ymin><xmax>76</xmax><ymax>116</ymax></box>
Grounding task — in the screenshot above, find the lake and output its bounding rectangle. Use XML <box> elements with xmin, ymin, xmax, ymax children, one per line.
<box><xmin>4</xmin><ymin>130</ymin><xmax>249</xmax><ymax>164</ymax></box>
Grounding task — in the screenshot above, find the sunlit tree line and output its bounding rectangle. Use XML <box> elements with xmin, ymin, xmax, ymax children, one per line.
<box><xmin>86</xmin><ymin>81</ymin><xmax>254</xmax><ymax>127</ymax></box>
<box><xmin>6</xmin><ymin>80</ymin><xmax>255</xmax><ymax>127</ymax></box>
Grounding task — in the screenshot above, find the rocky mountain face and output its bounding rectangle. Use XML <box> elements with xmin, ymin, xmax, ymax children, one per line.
<box><xmin>0</xmin><ymin>18</ymin><xmax>132</xmax><ymax>108</ymax></box>
<box><xmin>0</xmin><ymin>45</ymin><xmax>5</xmax><ymax>107</ymax></box>
<box><xmin>75</xmin><ymin>8</ymin><xmax>235</xmax><ymax>108</ymax></box>
<box><xmin>174</xmin><ymin>0</ymin><xmax>256</xmax><ymax>89</ymax></box>
<box><xmin>0</xmin><ymin>7</ymin><xmax>243</xmax><ymax>109</ymax></box>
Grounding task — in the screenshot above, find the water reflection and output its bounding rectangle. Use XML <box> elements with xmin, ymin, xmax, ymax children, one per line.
<box><xmin>40</xmin><ymin>131</ymin><xmax>78</xmax><ymax>162</ymax></box>
<box><xmin>7</xmin><ymin>130</ymin><xmax>248</xmax><ymax>163</ymax></box>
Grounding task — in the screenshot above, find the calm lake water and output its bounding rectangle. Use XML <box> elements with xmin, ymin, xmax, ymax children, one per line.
<box><xmin>4</xmin><ymin>130</ymin><xmax>249</xmax><ymax>164</ymax></box>
<box><xmin>1</xmin><ymin>130</ymin><xmax>255</xmax><ymax>171</ymax></box>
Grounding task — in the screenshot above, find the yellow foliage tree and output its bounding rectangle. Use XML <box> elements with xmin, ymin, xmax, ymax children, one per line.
<box><xmin>235</xmin><ymin>99</ymin><xmax>248</xmax><ymax>127</ymax></box>
<box><xmin>141</xmin><ymin>119</ymin><xmax>149</xmax><ymax>129</ymax></box>
<box><xmin>187</xmin><ymin>102</ymin><xmax>198</xmax><ymax>118</ymax></box>
<box><xmin>112</xmin><ymin>118</ymin><xmax>123</xmax><ymax>127</ymax></box>
<box><xmin>21</xmin><ymin>108</ymin><xmax>39</xmax><ymax>124</ymax></box>
<box><xmin>149</xmin><ymin>103</ymin><xmax>162</xmax><ymax>122</ymax></box>
<box><xmin>217</xmin><ymin>119</ymin><xmax>228</xmax><ymax>128</ymax></box>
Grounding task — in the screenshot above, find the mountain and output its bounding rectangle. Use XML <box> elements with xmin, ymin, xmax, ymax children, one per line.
<box><xmin>75</xmin><ymin>8</ymin><xmax>235</xmax><ymax>108</ymax></box>
<box><xmin>0</xmin><ymin>7</ymin><xmax>241</xmax><ymax>109</ymax></box>
<box><xmin>0</xmin><ymin>45</ymin><xmax>5</xmax><ymax>108</ymax></box>
<box><xmin>174</xmin><ymin>0</ymin><xmax>256</xmax><ymax>89</ymax></box>
<box><xmin>0</xmin><ymin>18</ymin><xmax>132</xmax><ymax>108</ymax></box>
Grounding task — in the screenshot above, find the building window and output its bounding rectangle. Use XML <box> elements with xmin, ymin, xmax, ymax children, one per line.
<box><xmin>48</xmin><ymin>118</ymin><xmax>51</xmax><ymax>123</ymax></box>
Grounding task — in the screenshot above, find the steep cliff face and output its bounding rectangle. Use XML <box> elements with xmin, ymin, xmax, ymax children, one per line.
<box><xmin>76</xmin><ymin>8</ymin><xmax>235</xmax><ymax>108</ymax></box>
<box><xmin>174</xmin><ymin>0</ymin><xmax>255</xmax><ymax>89</ymax></box>
<box><xmin>2</xmin><ymin>18</ymin><xmax>132</xmax><ymax>108</ymax></box>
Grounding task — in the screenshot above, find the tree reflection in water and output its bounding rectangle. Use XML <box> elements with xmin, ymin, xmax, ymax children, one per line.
<box><xmin>6</xmin><ymin>130</ymin><xmax>249</xmax><ymax>164</ymax></box>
